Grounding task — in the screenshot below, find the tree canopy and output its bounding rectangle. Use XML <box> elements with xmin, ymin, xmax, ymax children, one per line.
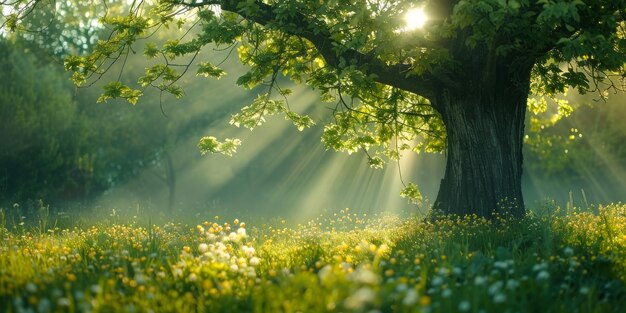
<box><xmin>3</xmin><ymin>0</ymin><xmax>625</xmax><ymax>217</ymax></box>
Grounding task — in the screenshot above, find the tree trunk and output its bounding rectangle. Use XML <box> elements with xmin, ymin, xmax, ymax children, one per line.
<box><xmin>431</xmin><ymin>68</ymin><xmax>531</xmax><ymax>218</ymax></box>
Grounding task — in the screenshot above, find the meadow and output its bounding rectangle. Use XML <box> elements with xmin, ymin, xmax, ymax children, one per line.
<box><xmin>1</xmin><ymin>204</ymin><xmax>625</xmax><ymax>313</ymax></box>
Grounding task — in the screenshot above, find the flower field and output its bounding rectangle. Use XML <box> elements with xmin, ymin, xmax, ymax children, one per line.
<box><xmin>1</xmin><ymin>205</ymin><xmax>626</xmax><ymax>312</ymax></box>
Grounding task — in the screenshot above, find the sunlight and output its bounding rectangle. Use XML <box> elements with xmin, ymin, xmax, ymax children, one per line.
<box><xmin>403</xmin><ymin>7</ymin><xmax>428</xmax><ymax>31</ymax></box>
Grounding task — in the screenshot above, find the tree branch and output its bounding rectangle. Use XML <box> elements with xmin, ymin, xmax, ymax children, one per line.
<box><xmin>173</xmin><ymin>0</ymin><xmax>439</xmax><ymax>99</ymax></box>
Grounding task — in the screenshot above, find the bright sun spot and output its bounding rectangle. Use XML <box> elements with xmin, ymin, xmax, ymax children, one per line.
<box><xmin>404</xmin><ymin>8</ymin><xmax>428</xmax><ymax>31</ymax></box>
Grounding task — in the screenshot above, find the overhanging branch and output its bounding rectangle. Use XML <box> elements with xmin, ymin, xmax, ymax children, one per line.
<box><xmin>173</xmin><ymin>0</ymin><xmax>439</xmax><ymax>99</ymax></box>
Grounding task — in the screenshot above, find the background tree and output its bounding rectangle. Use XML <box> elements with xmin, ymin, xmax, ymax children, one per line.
<box><xmin>5</xmin><ymin>0</ymin><xmax>626</xmax><ymax>217</ymax></box>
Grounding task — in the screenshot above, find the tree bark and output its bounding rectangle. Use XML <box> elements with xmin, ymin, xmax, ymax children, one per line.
<box><xmin>431</xmin><ymin>66</ymin><xmax>532</xmax><ymax>218</ymax></box>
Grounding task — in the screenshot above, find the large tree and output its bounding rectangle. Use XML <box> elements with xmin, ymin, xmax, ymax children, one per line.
<box><xmin>4</xmin><ymin>0</ymin><xmax>625</xmax><ymax>217</ymax></box>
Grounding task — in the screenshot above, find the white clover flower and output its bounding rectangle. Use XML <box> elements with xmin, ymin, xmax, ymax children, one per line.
<box><xmin>488</xmin><ymin>281</ymin><xmax>503</xmax><ymax>295</ymax></box>
<box><xmin>243</xmin><ymin>246</ymin><xmax>256</xmax><ymax>257</ymax></box>
<box><xmin>229</xmin><ymin>232</ymin><xmax>237</xmax><ymax>241</ymax></box>
<box><xmin>432</xmin><ymin>276</ymin><xmax>444</xmax><ymax>286</ymax></box>
<box><xmin>506</xmin><ymin>279</ymin><xmax>519</xmax><ymax>290</ymax></box>
<box><xmin>230</xmin><ymin>264</ymin><xmax>239</xmax><ymax>272</ymax></box>
<box><xmin>188</xmin><ymin>273</ymin><xmax>198</xmax><ymax>282</ymax></box>
<box><xmin>318</xmin><ymin>265</ymin><xmax>333</xmax><ymax>282</ymax></box>
<box><xmin>396</xmin><ymin>284</ymin><xmax>408</xmax><ymax>292</ymax></box>
<box><xmin>25</xmin><ymin>282</ymin><xmax>37</xmax><ymax>293</ymax></box>
<box><xmin>474</xmin><ymin>276</ymin><xmax>487</xmax><ymax>286</ymax></box>
<box><xmin>350</xmin><ymin>266</ymin><xmax>380</xmax><ymax>285</ymax></box>
<box><xmin>402</xmin><ymin>289</ymin><xmax>418</xmax><ymax>306</ymax></box>
<box><xmin>57</xmin><ymin>298</ymin><xmax>70</xmax><ymax>307</ymax></box>
<box><xmin>564</xmin><ymin>246</ymin><xmax>574</xmax><ymax>256</ymax></box>
<box><xmin>237</xmin><ymin>227</ymin><xmax>247</xmax><ymax>237</ymax></box>
<box><xmin>493</xmin><ymin>293</ymin><xmax>507</xmax><ymax>303</ymax></box>
<box><xmin>37</xmin><ymin>298</ymin><xmax>51</xmax><ymax>313</ymax></box>
<box><xmin>249</xmin><ymin>256</ymin><xmax>260</xmax><ymax>266</ymax></box>
<box><xmin>173</xmin><ymin>268</ymin><xmax>183</xmax><ymax>278</ymax></box>
<box><xmin>198</xmin><ymin>243</ymin><xmax>209</xmax><ymax>253</ymax></box>
<box><xmin>91</xmin><ymin>284</ymin><xmax>102</xmax><ymax>294</ymax></box>
<box><xmin>344</xmin><ymin>287</ymin><xmax>375</xmax><ymax>310</ymax></box>
<box><xmin>458</xmin><ymin>301</ymin><xmax>471</xmax><ymax>312</ymax></box>
<box><xmin>537</xmin><ymin>270</ymin><xmax>550</xmax><ymax>281</ymax></box>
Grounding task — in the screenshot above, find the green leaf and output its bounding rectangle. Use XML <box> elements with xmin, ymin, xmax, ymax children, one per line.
<box><xmin>197</xmin><ymin>62</ymin><xmax>226</xmax><ymax>79</ymax></box>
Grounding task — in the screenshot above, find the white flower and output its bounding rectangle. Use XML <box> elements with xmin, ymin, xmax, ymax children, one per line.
<box><xmin>243</xmin><ymin>246</ymin><xmax>256</xmax><ymax>257</ymax></box>
<box><xmin>318</xmin><ymin>265</ymin><xmax>332</xmax><ymax>282</ymax></box>
<box><xmin>442</xmin><ymin>289</ymin><xmax>452</xmax><ymax>298</ymax></box>
<box><xmin>506</xmin><ymin>279</ymin><xmax>519</xmax><ymax>290</ymax></box>
<box><xmin>237</xmin><ymin>227</ymin><xmax>247</xmax><ymax>237</ymax></box>
<box><xmin>188</xmin><ymin>273</ymin><xmax>198</xmax><ymax>282</ymax></box>
<box><xmin>493</xmin><ymin>293</ymin><xmax>507</xmax><ymax>303</ymax></box>
<box><xmin>249</xmin><ymin>257</ymin><xmax>260</xmax><ymax>266</ymax></box>
<box><xmin>474</xmin><ymin>276</ymin><xmax>487</xmax><ymax>286</ymax></box>
<box><xmin>350</xmin><ymin>266</ymin><xmax>380</xmax><ymax>285</ymax></box>
<box><xmin>537</xmin><ymin>270</ymin><xmax>550</xmax><ymax>281</ymax></box>
<box><xmin>432</xmin><ymin>276</ymin><xmax>444</xmax><ymax>286</ymax></box>
<box><xmin>173</xmin><ymin>268</ymin><xmax>183</xmax><ymax>278</ymax></box>
<box><xmin>458</xmin><ymin>301</ymin><xmax>471</xmax><ymax>312</ymax></box>
<box><xmin>229</xmin><ymin>232</ymin><xmax>237</xmax><ymax>241</ymax></box>
<box><xmin>402</xmin><ymin>289</ymin><xmax>418</xmax><ymax>306</ymax></box>
<box><xmin>344</xmin><ymin>287</ymin><xmax>375</xmax><ymax>310</ymax></box>
<box><xmin>25</xmin><ymin>282</ymin><xmax>37</xmax><ymax>293</ymax></box>
<box><xmin>564</xmin><ymin>246</ymin><xmax>574</xmax><ymax>256</ymax></box>
<box><xmin>230</xmin><ymin>264</ymin><xmax>239</xmax><ymax>272</ymax></box>
<box><xmin>198</xmin><ymin>243</ymin><xmax>209</xmax><ymax>253</ymax></box>
<box><xmin>57</xmin><ymin>298</ymin><xmax>70</xmax><ymax>307</ymax></box>
<box><xmin>488</xmin><ymin>281</ymin><xmax>503</xmax><ymax>295</ymax></box>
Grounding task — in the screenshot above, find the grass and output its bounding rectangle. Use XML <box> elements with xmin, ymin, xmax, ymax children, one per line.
<box><xmin>1</xmin><ymin>205</ymin><xmax>625</xmax><ymax>312</ymax></box>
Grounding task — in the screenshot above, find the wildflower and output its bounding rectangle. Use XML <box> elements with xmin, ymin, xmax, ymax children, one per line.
<box><xmin>350</xmin><ymin>266</ymin><xmax>380</xmax><ymax>285</ymax></box>
<box><xmin>237</xmin><ymin>227</ymin><xmax>247</xmax><ymax>237</ymax></box>
<box><xmin>432</xmin><ymin>276</ymin><xmax>444</xmax><ymax>286</ymax></box>
<box><xmin>474</xmin><ymin>276</ymin><xmax>487</xmax><ymax>286</ymax></box>
<box><xmin>488</xmin><ymin>281</ymin><xmax>503</xmax><ymax>295</ymax></box>
<box><xmin>173</xmin><ymin>268</ymin><xmax>183</xmax><ymax>278</ymax></box>
<box><xmin>580</xmin><ymin>286</ymin><xmax>590</xmax><ymax>295</ymax></box>
<box><xmin>506</xmin><ymin>279</ymin><xmax>519</xmax><ymax>290</ymax></box>
<box><xmin>57</xmin><ymin>298</ymin><xmax>70</xmax><ymax>307</ymax></box>
<box><xmin>564</xmin><ymin>246</ymin><xmax>574</xmax><ymax>256</ymax></box>
<box><xmin>537</xmin><ymin>270</ymin><xmax>550</xmax><ymax>281</ymax></box>
<box><xmin>458</xmin><ymin>301</ymin><xmax>471</xmax><ymax>312</ymax></box>
<box><xmin>442</xmin><ymin>289</ymin><xmax>452</xmax><ymax>298</ymax></box>
<box><xmin>25</xmin><ymin>282</ymin><xmax>37</xmax><ymax>293</ymax></box>
<box><xmin>344</xmin><ymin>287</ymin><xmax>375</xmax><ymax>310</ymax></box>
<box><xmin>198</xmin><ymin>243</ymin><xmax>209</xmax><ymax>253</ymax></box>
<box><xmin>493</xmin><ymin>293</ymin><xmax>507</xmax><ymax>303</ymax></box>
<box><xmin>249</xmin><ymin>257</ymin><xmax>260</xmax><ymax>266</ymax></box>
<box><xmin>403</xmin><ymin>289</ymin><xmax>418</xmax><ymax>306</ymax></box>
<box><xmin>188</xmin><ymin>273</ymin><xmax>198</xmax><ymax>282</ymax></box>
